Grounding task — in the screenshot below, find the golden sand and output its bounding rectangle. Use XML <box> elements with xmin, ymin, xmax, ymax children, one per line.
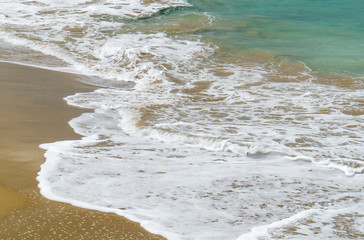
<box><xmin>0</xmin><ymin>61</ymin><xmax>165</xmax><ymax>240</ymax></box>
<box><xmin>0</xmin><ymin>185</ymin><xmax>28</xmax><ymax>219</ymax></box>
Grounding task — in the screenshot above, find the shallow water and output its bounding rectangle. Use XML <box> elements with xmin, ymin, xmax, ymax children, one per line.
<box><xmin>190</xmin><ymin>0</ymin><xmax>364</xmax><ymax>76</ymax></box>
<box><xmin>0</xmin><ymin>0</ymin><xmax>363</xmax><ymax>239</ymax></box>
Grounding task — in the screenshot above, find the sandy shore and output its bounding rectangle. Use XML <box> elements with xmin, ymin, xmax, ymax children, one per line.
<box><xmin>0</xmin><ymin>61</ymin><xmax>165</xmax><ymax>239</ymax></box>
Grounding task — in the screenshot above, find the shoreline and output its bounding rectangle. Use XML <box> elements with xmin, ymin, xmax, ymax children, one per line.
<box><xmin>0</xmin><ymin>61</ymin><xmax>165</xmax><ymax>239</ymax></box>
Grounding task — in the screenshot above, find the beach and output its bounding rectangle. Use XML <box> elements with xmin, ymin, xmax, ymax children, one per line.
<box><xmin>0</xmin><ymin>0</ymin><xmax>363</xmax><ymax>239</ymax></box>
<box><xmin>0</xmin><ymin>61</ymin><xmax>165</xmax><ymax>239</ymax></box>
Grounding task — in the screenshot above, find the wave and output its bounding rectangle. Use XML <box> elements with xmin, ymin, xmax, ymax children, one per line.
<box><xmin>1</xmin><ymin>0</ymin><xmax>363</xmax><ymax>239</ymax></box>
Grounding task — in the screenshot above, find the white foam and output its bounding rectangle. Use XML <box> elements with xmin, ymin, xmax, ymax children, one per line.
<box><xmin>53</xmin><ymin>74</ymin><xmax>364</xmax><ymax>239</ymax></box>
<box><xmin>38</xmin><ymin>123</ymin><xmax>364</xmax><ymax>239</ymax></box>
<box><xmin>237</xmin><ymin>209</ymin><xmax>320</xmax><ymax>240</ymax></box>
<box><xmin>54</xmin><ymin>51</ymin><xmax>364</xmax><ymax>238</ymax></box>
<box><xmin>0</xmin><ymin>0</ymin><xmax>192</xmax><ymax>77</ymax></box>
<box><xmin>238</xmin><ymin>205</ymin><xmax>364</xmax><ymax>240</ymax></box>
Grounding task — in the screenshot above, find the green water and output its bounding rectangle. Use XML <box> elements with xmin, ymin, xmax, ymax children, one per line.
<box><xmin>189</xmin><ymin>0</ymin><xmax>364</xmax><ymax>76</ymax></box>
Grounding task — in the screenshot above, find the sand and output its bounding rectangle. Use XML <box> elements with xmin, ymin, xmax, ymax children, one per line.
<box><xmin>0</xmin><ymin>61</ymin><xmax>165</xmax><ymax>240</ymax></box>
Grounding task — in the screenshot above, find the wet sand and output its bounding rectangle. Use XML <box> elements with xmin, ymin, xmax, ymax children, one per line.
<box><xmin>0</xmin><ymin>61</ymin><xmax>165</xmax><ymax>239</ymax></box>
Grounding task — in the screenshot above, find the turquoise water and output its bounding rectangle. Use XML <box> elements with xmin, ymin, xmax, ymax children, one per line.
<box><xmin>189</xmin><ymin>0</ymin><xmax>364</xmax><ymax>76</ymax></box>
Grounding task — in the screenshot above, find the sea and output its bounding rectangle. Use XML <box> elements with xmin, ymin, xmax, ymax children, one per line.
<box><xmin>0</xmin><ymin>0</ymin><xmax>363</xmax><ymax>239</ymax></box>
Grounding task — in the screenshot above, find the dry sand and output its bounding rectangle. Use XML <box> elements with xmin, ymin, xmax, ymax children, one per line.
<box><xmin>0</xmin><ymin>61</ymin><xmax>165</xmax><ymax>240</ymax></box>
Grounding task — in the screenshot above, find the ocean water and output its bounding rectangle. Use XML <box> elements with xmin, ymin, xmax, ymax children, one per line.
<box><xmin>191</xmin><ymin>0</ymin><xmax>364</xmax><ymax>76</ymax></box>
<box><xmin>0</xmin><ymin>0</ymin><xmax>363</xmax><ymax>239</ymax></box>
